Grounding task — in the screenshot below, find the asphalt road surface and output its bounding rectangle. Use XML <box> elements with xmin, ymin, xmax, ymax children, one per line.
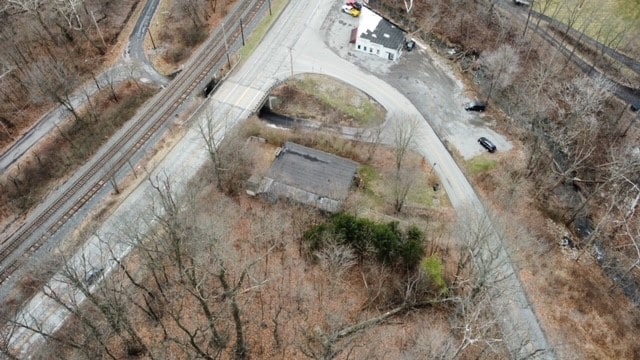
<box><xmin>8</xmin><ymin>1</ymin><xmax>554</xmax><ymax>358</ymax></box>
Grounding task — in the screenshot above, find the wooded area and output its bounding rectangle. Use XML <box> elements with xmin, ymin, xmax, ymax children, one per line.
<box><xmin>0</xmin><ymin>0</ymin><xmax>639</xmax><ymax>358</ymax></box>
<box><xmin>368</xmin><ymin>0</ymin><xmax>640</xmax><ymax>357</ymax></box>
<box><xmin>0</xmin><ymin>0</ymin><xmax>141</xmax><ymax>149</ymax></box>
<box><xmin>0</xmin><ymin>113</ymin><xmax>535</xmax><ymax>358</ymax></box>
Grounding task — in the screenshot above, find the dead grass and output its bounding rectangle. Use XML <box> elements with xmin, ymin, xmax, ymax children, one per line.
<box><xmin>0</xmin><ymin>0</ymin><xmax>143</xmax><ymax>153</ymax></box>
<box><xmin>149</xmin><ymin>0</ymin><xmax>239</xmax><ymax>74</ymax></box>
<box><xmin>462</xmin><ymin>130</ymin><xmax>640</xmax><ymax>358</ymax></box>
<box><xmin>269</xmin><ymin>74</ymin><xmax>386</xmax><ymax>127</ymax></box>
<box><xmin>43</xmin><ymin>128</ymin><xmax>462</xmax><ymax>359</ymax></box>
<box><xmin>0</xmin><ymin>82</ymin><xmax>158</xmax><ymax>225</ymax></box>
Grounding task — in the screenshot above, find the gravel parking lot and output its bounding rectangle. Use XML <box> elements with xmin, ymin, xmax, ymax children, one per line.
<box><xmin>321</xmin><ymin>5</ymin><xmax>512</xmax><ymax>159</ymax></box>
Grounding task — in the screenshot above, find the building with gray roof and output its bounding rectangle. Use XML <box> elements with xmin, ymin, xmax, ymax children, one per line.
<box><xmin>247</xmin><ymin>142</ymin><xmax>359</xmax><ymax>213</ymax></box>
<box><xmin>354</xmin><ymin>5</ymin><xmax>405</xmax><ymax>61</ymax></box>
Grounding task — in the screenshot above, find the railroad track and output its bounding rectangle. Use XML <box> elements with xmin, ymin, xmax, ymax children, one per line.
<box><xmin>0</xmin><ymin>0</ymin><xmax>268</xmax><ymax>285</ymax></box>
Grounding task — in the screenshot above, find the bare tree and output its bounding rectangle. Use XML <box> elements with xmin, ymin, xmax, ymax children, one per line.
<box><xmin>132</xmin><ymin>176</ymin><xmax>256</xmax><ymax>359</ymax></box>
<box><xmin>392</xmin><ymin>166</ymin><xmax>418</xmax><ymax>214</ymax></box>
<box><xmin>24</xmin><ymin>59</ymin><xmax>81</xmax><ymax>122</ymax></box>
<box><xmin>52</xmin><ymin>0</ymin><xmax>106</xmax><ymax>54</ymax></box>
<box><xmin>482</xmin><ymin>44</ymin><xmax>520</xmax><ymax>103</ymax></box>
<box><xmin>402</xmin><ymin>0</ymin><xmax>414</xmax><ymax>13</ymax></box>
<box><xmin>54</xmin><ymin>253</ymin><xmax>149</xmax><ymax>357</ymax></box>
<box><xmin>390</xmin><ymin>115</ymin><xmax>418</xmax><ymax>213</ymax></box>
<box><xmin>199</xmin><ymin>115</ymin><xmax>252</xmax><ymax>195</ymax></box>
<box><xmin>392</xmin><ymin>115</ymin><xmax>417</xmax><ymax>173</ymax></box>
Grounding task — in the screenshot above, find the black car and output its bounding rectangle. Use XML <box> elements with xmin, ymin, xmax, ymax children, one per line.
<box><xmin>478</xmin><ymin>137</ymin><xmax>496</xmax><ymax>153</ymax></box>
<box><xmin>631</xmin><ymin>102</ymin><xmax>640</xmax><ymax>112</ymax></box>
<box><xmin>405</xmin><ymin>40</ymin><xmax>416</xmax><ymax>52</ymax></box>
<box><xmin>465</xmin><ymin>101</ymin><xmax>487</xmax><ymax>112</ymax></box>
<box><xmin>85</xmin><ymin>267</ymin><xmax>104</xmax><ymax>286</ymax></box>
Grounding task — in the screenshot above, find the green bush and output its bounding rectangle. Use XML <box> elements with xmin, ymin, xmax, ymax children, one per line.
<box><xmin>303</xmin><ymin>213</ymin><xmax>425</xmax><ymax>269</ymax></box>
<box><xmin>421</xmin><ymin>255</ymin><xmax>448</xmax><ymax>295</ymax></box>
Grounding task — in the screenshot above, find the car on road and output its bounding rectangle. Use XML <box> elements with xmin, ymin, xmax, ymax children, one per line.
<box><xmin>513</xmin><ymin>0</ymin><xmax>531</xmax><ymax>6</ymax></box>
<box><xmin>85</xmin><ymin>267</ymin><xmax>105</xmax><ymax>286</ymax></box>
<box><xmin>478</xmin><ymin>137</ymin><xmax>497</xmax><ymax>153</ymax></box>
<box><xmin>464</xmin><ymin>101</ymin><xmax>487</xmax><ymax>112</ymax></box>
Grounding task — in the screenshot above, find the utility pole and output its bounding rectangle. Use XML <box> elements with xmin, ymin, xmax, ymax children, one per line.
<box><xmin>240</xmin><ymin>19</ymin><xmax>245</xmax><ymax>46</ymax></box>
<box><xmin>268</xmin><ymin>0</ymin><xmax>272</xmax><ymax>16</ymax></box>
<box><xmin>288</xmin><ymin>47</ymin><xmax>294</xmax><ymax>77</ymax></box>
<box><xmin>148</xmin><ymin>28</ymin><xmax>157</xmax><ymax>49</ymax></box>
<box><xmin>522</xmin><ymin>0</ymin><xmax>535</xmax><ymax>37</ymax></box>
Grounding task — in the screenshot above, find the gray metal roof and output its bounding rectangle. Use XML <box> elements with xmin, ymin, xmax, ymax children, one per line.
<box><xmin>359</xmin><ymin>14</ymin><xmax>404</xmax><ymax>51</ymax></box>
<box><xmin>263</xmin><ymin>142</ymin><xmax>359</xmax><ymax>211</ymax></box>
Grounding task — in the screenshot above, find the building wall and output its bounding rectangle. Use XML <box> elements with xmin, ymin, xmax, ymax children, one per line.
<box><xmin>354</xmin><ymin>37</ymin><xmax>401</xmax><ymax>61</ymax></box>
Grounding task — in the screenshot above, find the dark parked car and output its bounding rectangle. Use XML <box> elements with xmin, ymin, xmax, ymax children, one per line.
<box><xmin>405</xmin><ymin>40</ymin><xmax>416</xmax><ymax>52</ymax></box>
<box><xmin>478</xmin><ymin>137</ymin><xmax>496</xmax><ymax>153</ymax></box>
<box><xmin>85</xmin><ymin>267</ymin><xmax>104</xmax><ymax>286</ymax></box>
<box><xmin>464</xmin><ymin>101</ymin><xmax>487</xmax><ymax>112</ymax></box>
<box><xmin>631</xmin><ymin>102</ymin><xmax>640</xmax><ymax>112</ymax></box>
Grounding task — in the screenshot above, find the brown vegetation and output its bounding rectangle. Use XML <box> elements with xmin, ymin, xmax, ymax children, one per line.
<box><xmin>0</xmin><ymin>0</ymin><xmax>142</xmax><ymax>152</ymax></box>
<box><xmin>1</xmin><ymin>115</ymin><xmax>534</xmax><ymax>359</ymax></box>
<box><xmin>150</xmin><ymin>0</ymin><xmax>238</xmax><ymax>74</ymax></box>
<box><xmin>0</xmin><ymin>82</ymin><xmax>157</xmax><ymax>222</ymax></box>
<box><xmin>370</xmin><ymin>0</ymin><xmax>640</xmax><ymax>357</ymax></box>
<box><xmin>269</xmin><ymin>74</ymin><xmax>386</xmax><ymax>127</ymax></box>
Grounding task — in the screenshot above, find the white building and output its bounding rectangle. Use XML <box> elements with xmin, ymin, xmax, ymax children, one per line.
<box><xmin>354</xmin><ymin>6</ymin><xmax>405</xmax><ymax>61</ymax></box>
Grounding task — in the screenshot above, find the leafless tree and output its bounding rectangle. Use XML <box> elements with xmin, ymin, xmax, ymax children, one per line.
<box><xmin>133</xmin><ymin>175</ymin><xmax>256</xmax><ymax>359</ymax></box>
<box><xmin>179</xmin><ymin>0</ymin><xmax>206</xmax><ymax>28</ymax></box>
<box><xmin>199</xmin><ymin>114</ymin><xmax>252</xmax><ymax>195</ymax></box>
<box><xmin>52</xmin><ymin>0</ymin><xmax>106</xmax><ymax>54</ymax></box>
<box><xmin>482</xmin><ymin>44</ymin><xmax>520</xmax><ymax>103</ymax></box>
<box><xmin>391</xmin><ymin>115</ymin><xmax>417</xmax><ymax>174</ymax></box>
<box><xmin>448</xmin><ymin>209</ymin><xmax>547</xmax><ymax>359</ymax></box>
<box><xmin>24</xmin><ymin>59</ymin><xmax>81</xmax><ymax>122</ymax></box>
<box><xmin>392</xmin><ymin>166</ymin><xmax>418</xmax><ymax>214</ymax></box>
<box><xmin>402</xmin><ymin>0</ymin><xmax>413</xmax><ymax>13</ymax></box>
<box><xmin>5</xmin><ymin>0</ymin><xmax>58</xmax><ymax>43</ymax></box>
<box><xmin>390</xmin><ymin>115</ymin><xmax>418</xmax><ymax>213</ymax></box>
<box><xmin>54</xmin><ymin>253</ymin><xmax>149</xmax><ymax>357</ymax></box>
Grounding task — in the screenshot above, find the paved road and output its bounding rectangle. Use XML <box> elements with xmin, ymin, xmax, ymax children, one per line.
<box><xmin>8</xmin><ymin>1</ymin><xmax>553</xmax><ymax>358</ymax></box>
<box><xmin>0</xmin><ymin>0</ymin><xmax>167</xmax><ymax>172</ymax></box>
<box><xmin>125</xmin><ymin>0</ymin><xmax>167</xmax><ymax>84</ymax></box>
